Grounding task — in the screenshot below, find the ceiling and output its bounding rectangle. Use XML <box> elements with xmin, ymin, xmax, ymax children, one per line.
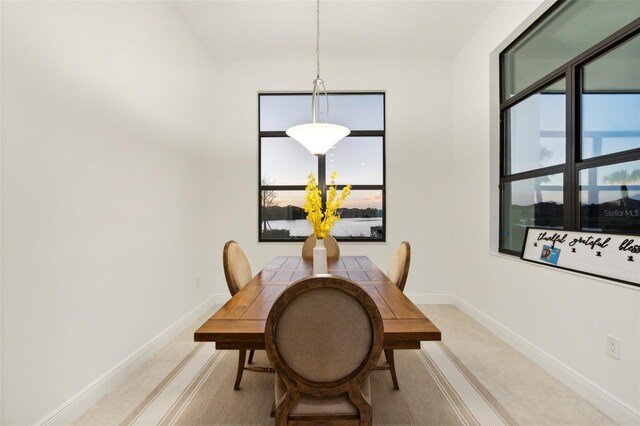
<box><xmin>174</xmin><ymin>0</ymin><xmax>502</xmax><ymax>63</ymax></box>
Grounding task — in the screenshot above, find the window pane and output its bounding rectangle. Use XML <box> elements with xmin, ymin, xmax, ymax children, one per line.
<box><xmin>502</xmin><ymin>0</ymin><xmax>640</xmax><ymax>100</ymax></box>
<box><xmin>580</xmin><ymin>160</ymin><xmax>640</xmax><ymax>233</ymax></box>
<box><xmin>506</xmin><ymin>80</ymin><xmax>566</xmax><ymax>175</ymax></box>
<box><xmin>328</xmin><ymin>94</ymin><xmax>384</xmax><ymax>131</ymax></box>
<box><xmin>582</xmin><ymin>35</ymin><xmax>640</xmax><ymax>159</ymax></box>
<box><xmin>260</xmin><ymin>96</ymin><xmax>310</xmax><ymax>132</ymax></box>
<box><xmin>260</xmin><ymin>190</ymin><xmax>308</xmax><ymax>240</ymax></box>
<box><xmin>259</xmin><ymin>94</ymin><xmax>384</xmax><ymax>131</ymax></box>
<box><xmin>331</xmin><ymin>190</ymin><xmax>384</xmax><ymax>239</ymax></box>
<box><xmin>261</xmin><ymin>138</ymin><xmax>317</xmax><ymax>185</ymax></box>
<box><xmin>502</xmin><ymin>174</ymin><xmax>564</xmax><ymax>252</ymax></box>
<box><xmin>326</xmin><ymin>137</ymin><xmax>383</xmax><ymax>185</ymax></box>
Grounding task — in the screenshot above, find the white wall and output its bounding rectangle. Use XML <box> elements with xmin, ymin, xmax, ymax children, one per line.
<box><xmin>4</xmin><ymin>1</ymin><xmax>637</xmax><ymax>424</ymax></box>
<box><xmin>451</xmin><ymin>1</ymin><xmax>640</xmax><ymax>422</ymax></box>
<box><xmin>210</xmin><ymin>58</ymin><xmax>453</xmax><ymax>300</ymax></box>
<box><xmin>0</xmin><ymin>1</ymin><xmax>3</xmax><ymax>421</ymax></box>
<box><xmin>1</xmin><ymin>2</ymin><xmax>218</xmax><ymax>424</ymax></box>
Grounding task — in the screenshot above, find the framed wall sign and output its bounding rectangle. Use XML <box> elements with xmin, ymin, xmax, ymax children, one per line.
<box><xmin>521</xmin><ymin>227</ymin><xmax>640</xmax><ymax>287</ymax></box>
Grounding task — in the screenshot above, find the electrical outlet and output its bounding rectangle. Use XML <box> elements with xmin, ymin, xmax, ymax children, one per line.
<box><xmin>196</xmin><ymin>276</ymin><xmax>201</xmax><ymax>288</ymax></box>
<box><xmin>606</xmin><ymin>335</ymin><xmax>620</xmax><ymax>360</ymax></box>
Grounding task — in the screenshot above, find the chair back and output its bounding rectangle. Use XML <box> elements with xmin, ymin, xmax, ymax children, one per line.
<box><xmin>387</xmin><ymin>241</ymin><xmax>411</xmax><ymax>292</ymax></box>
<box><xmin>265</xmin><ymin>275</ymin><xmax>383</xmax><ymax>420</ymax></box>
<box><xmin>301</xmin><ymin>234</ymin><xmax>340</xmax><ymax>258</ymax></box>
<box><xmin>223</xmin><ymin>240</ymin><xmax>252</xmax><ymax>296</ymax></box>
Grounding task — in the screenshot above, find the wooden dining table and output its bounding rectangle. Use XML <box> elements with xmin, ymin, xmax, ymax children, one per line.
<box><xmin>194</xmin><ymin>256</ymin><xmax>441</xmax><ymax>349</ymax></box>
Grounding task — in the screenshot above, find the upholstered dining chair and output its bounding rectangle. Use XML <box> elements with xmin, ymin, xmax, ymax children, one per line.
<box><xmin>376</xmin><ymin>241</ymin><xmax>411</xmax><ymax>390</ymax></box>
<box><xmin>301</xmin><ymin>234</ymin><xmax>340</xmax><ymax>258</ymax></box>
<box><xmin>266</xmin><ymin>275</ymin><xmax>383</xmax><ymax>425</ymax></box>
<box><xmin>223</xmin><ymin>240</ymin><xmax>273</xmax><ymax>390</ymax></box>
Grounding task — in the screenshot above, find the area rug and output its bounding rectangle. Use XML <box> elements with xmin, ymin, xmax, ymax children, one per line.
<box><xmin>122</xmin><ymin>342</ymin><xmax>517</xmax><ymax>425</ymax></box>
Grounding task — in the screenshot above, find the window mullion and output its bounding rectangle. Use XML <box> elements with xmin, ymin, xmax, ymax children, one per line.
<box><xmin>564</xmin><ymin>67</ymin><xmax>578</xmax><ymax>231</ymax></box>
<box><xmin>501</xmin><ymin>165</ymin><xmax>566</xmax><ymax>183</ymax></box>
<box><xmin>318</xmin><ymin>154</ymin><xmax>327</xmax><ymax>209</ymax></box>
<box><xmin>576</xmin><ymin>148</ymin><xmax>640</xmax><ymax>171</ymax></box>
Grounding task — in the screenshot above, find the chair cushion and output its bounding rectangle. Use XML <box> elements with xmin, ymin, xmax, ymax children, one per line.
<box><xmin>275</xmin><ymin>375</ymin><xmax>371</xmax><ymax>416</ymax></box>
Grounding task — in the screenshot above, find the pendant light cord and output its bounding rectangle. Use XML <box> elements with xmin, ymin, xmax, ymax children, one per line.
<box><xmin>311</xmin><ymin>0</ymin><xmax>328</xmax><ymax>124</ymax></box>
<box><xmin>316</xmin><ymin>0</ymin><xmax>320</xmax><ymax>79</ymax></box>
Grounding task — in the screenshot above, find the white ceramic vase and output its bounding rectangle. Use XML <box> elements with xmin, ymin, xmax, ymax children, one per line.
<box><xmin>313</xmin><ymin>237</ymin><xmax>328</xmax><ymax>274</ymax></box>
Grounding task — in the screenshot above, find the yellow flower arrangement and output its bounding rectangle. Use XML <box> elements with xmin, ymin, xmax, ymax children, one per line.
<box><xmin>304</xmin><ymin>171</ymin><xmax>352</xmax><ymax>239</ymax></box>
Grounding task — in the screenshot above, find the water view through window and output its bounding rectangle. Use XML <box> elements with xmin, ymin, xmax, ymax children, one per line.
<box><xmin>259</xmin><ymin>93</ymin><xmax>385</xmax><ymax>241</ymax></box>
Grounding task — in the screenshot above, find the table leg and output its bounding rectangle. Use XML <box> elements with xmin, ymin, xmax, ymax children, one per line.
<box><xmin>234</xmin><ymin>350</ymin><xmax>247</xmax><ymax>390</ymax></box>
<box><xmin>385</xmin><ymin>349</ymin><xmax>399</xmax><ymax>390</ymax></box>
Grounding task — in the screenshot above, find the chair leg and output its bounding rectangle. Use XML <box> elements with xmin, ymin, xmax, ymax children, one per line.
<box><xmin>234</xmin><ymin>350</ymin><xmax>246</xmax><ymax>390</ymax></box>
<box><xmin>248</xmin><ymin>349</ymin><xmax>255</xmax><ymax>364</ymax></box>
<box><xmin>385</xmin><ymin>349</ymin><xmax>399</xmax><ymax>390</ymax></box>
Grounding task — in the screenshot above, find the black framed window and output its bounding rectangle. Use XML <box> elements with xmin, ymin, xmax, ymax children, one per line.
<box><xmin>500</xmin><ymin>0</ymin><xmax>640</xmax><ymax>255</ymax></box>
<box><xmin>259</xmin><ymin>93</ymin><xmax>385</xmax><ymax>242</ymax></box>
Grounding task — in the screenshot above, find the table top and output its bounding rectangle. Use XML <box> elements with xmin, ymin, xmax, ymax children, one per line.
<box><xmin>194</xmin><ymin>256</ymin><xmax>441</xmax><ymax>350</ymax></box>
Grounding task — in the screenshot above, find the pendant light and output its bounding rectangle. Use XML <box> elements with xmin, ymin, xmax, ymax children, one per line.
<box><xmin>286</xmin><ymin>0</ymin><xmax>350</xmax><ymax>156</ymax></box>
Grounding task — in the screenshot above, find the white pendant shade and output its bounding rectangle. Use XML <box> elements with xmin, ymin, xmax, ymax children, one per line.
<box><xmin>286</xmin><ymin>122</ymin><xmax>350</xmax><ymax>155</ymax></box>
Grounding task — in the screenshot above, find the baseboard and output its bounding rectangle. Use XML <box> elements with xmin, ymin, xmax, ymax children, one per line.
<box><xmin>453</xmin><ymin>295</ymin><xmax>640</xmax><ymax>425</ymax></box>
<box><xmin>35</xmin><ymin>295</ymin><xmax>218</xmax><ymax>426</ymax></box>
<box><xmin>406</xmin><ymin>293</ymin><xmax>454</xmax><ymax>305</ymax></box>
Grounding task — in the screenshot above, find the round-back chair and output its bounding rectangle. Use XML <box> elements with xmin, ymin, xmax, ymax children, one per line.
<box><xmin>223</xmin><ymin>240</ymin><xmax>252</xmax><ymax>296</ymax></box>
<box><xmin>266</xmin><ymin>275</ymin><xmax>383</xmax><ymax>425</ymax></box>
<box><xmin>387</xmin><ymin>241</ymin><xmax>411</xmax><ymax>292</ymax></box>
<box><xmin>223</xmin><ymin>240</ymin><xmax>273</xmax><ymax>389</ymax></box>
